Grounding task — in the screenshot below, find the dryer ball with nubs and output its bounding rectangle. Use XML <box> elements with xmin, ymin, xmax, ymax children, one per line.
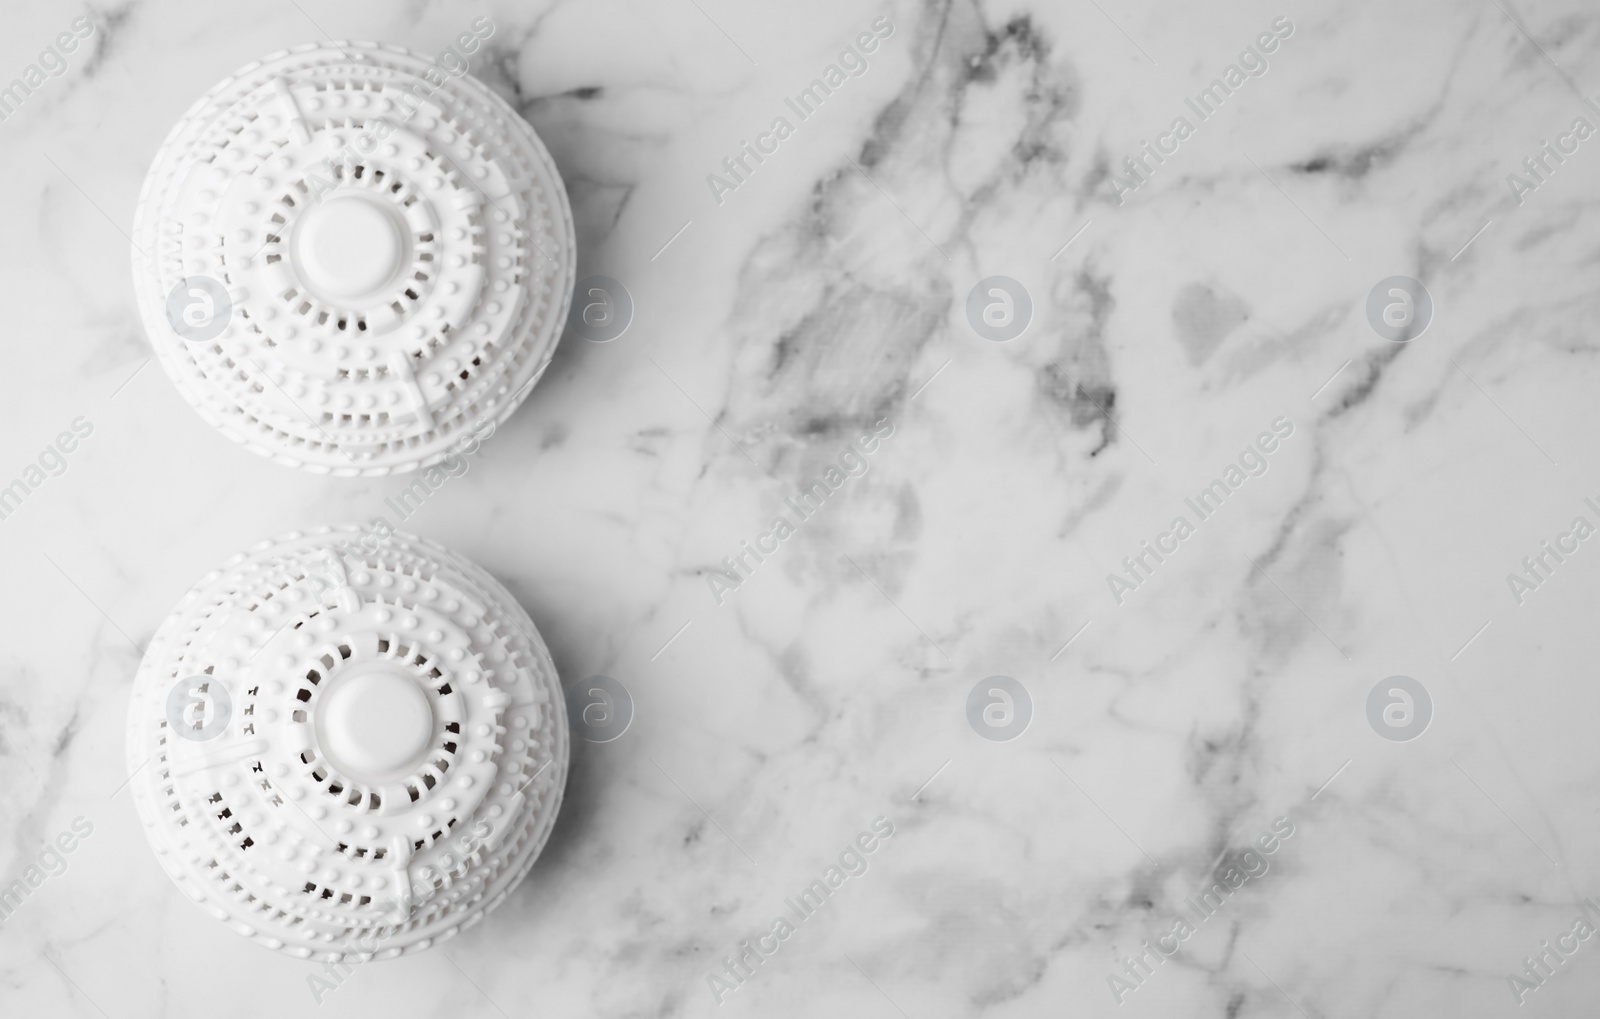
<box><xmin>131</xmin><ymin>41</ymin><xmax>575</xmax><ymax>475</ymax></box>
<box><xmin>125</xmin><ymin>527</ymin><xmax>569</xmax><ymax>961</ymax></box>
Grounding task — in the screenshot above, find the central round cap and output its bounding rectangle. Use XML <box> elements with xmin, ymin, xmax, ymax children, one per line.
<box><xmin>294</xmin><ymin>195</ymin><xmax>402</xmax><ymax>301</ymax></box>
<box><xmin>318</xmin><ymin>670</ymin><xmax>433</xmax><ymax>777</ymax></box>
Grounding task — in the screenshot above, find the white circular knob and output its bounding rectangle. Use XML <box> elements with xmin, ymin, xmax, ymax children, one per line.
<box><xmin>294</xmin><ymin>197</ymin><xmax>404</xmax><ymax>302</ymax></box>
<box><xmin>318</xmin><ymin>669</ymin><xmax>433</xmax><ymax>777</ymax></box>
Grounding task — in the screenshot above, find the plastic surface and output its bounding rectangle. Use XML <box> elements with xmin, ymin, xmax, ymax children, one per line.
<box><xmin>131</xmin><ymin>41</ymin><xmax>576</xmax><ymax>475</ymax></box>
<box><xmin>125</xmin><ymin>527</ymin><xmax>569</xmax><ymax>961</ymax></box>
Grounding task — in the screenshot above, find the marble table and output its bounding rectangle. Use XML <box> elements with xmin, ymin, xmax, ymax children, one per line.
<box><xmin>2</xmin><ymin>0</ymin><xmax>1598</xmax><ymax>1015</ymax></box>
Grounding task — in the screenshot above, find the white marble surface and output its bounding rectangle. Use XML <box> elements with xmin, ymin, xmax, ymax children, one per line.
<box><xmin>4</xmin><ymin>0</ymin><xmax>1600</xmax><ymax>1015</ymax></box>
